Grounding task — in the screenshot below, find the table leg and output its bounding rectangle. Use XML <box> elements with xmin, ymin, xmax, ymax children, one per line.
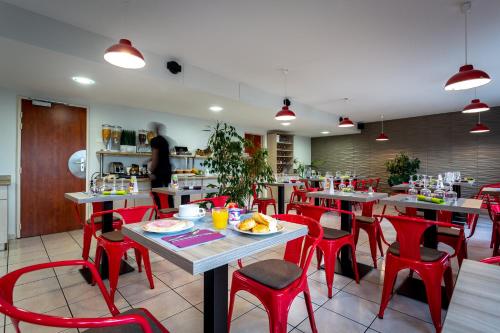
<box><xmin>333</xmin><ymin>200</ymin><xmax>372</xmax><ymax>279</ymax></box>
<box><xmin>277</xmin><ymin>186</ymin><xmax>285</xmax><ymax>214</ymax></box>
<box><xmin>181</xmin><ymin>194</ymin><xmax>190</xmax><ymax>205</ymax></box>
<box><xmin>204</xmin><ymin>264</ymin><xmax>228</xmax><ymax>333</ymax></box>
<box><xmin>395</xmin><ymin>208</ymin><xmax>449</xmax><ymax>309</ymax></box>
<box><xmin>79</xmin><ymin>200</ymin><xmax>134</xmax><ymax>284</ymax></box>
<box><xmin>452</xmin><ymin>184</ymin><xmax>467</xmax><ymax>223</ymax></box>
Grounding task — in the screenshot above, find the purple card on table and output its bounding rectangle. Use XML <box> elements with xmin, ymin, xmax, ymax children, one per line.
<box><xmin>161</xmin><ymin>229</ymin><xmax>225</xmax><ymax>248</ymax></box>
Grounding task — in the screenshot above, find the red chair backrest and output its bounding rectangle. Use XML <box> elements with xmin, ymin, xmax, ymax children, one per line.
<box><xmin>189</xmin><ymin>196</ymin><xmax>230</xmax><ymax>208</ymax></box>
<box><xmin>115</xmin><ymin>205</ymin><xmax>156</xmax><ymax>224</ymax></box>
<box><xmin>252</xmin><ymin>184</ymin><xmax>273</xmax><ymax>199</ymax></box>
<box><xmin>157</xmin><ymin>192</ymin><xmax>172</xmax><ymax>209</ymax></box>
<box><xmin>377</xmin><ymin>215</ymin><xmax>451</xmax><ymax>262</ymax></box>
<box><xmin>373</xmin><ymin>178</ymin><xmax>380</xmax><ymax>190</ymax></box>
<box><xmin>361</xmin><ymin>201</ymin><xmax>375</xmax><ymax>217</ymax></box>
<box><xmin>0</xmin><ymin>260</ymin><xmax>157</xmax><ymax>333</ymax></box>
<box><xmin>480</xmin><ymin>256</ymin><xmax>500</xmax><ymax>265</ymax></box>
<box><xmin>298</xmin><ymin>204</ymin><xmax>357</xmax><ymax>234</ymax></box>
<box><xmin>272</xmin><ymin>214</ymin><xmax>323</xmax><ymax>284</ymax></box>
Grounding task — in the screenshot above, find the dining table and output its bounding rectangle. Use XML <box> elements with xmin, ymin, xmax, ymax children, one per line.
<box><xmin>262</xmin><ymin>181</ymin><xmax>303</xmax><ymax>214</ymax></box>
<box><xmin>379</xmin><ymin>194</ymin><xmax>483</xmax><ymax>306</ymax></box>
<box><xmin>64</xmin><ymin>191</ymin><xmax>152</xmax><ymax>283</ymax></box>
<box><xmin>306</xmin><ymin>190</ymin><xmax>388</xmax><ymax>279</ymax></box>
<box><xmin>443</xmin><ymin>259</ymin><xmax>500</xmax><ymax>333</ymax></box>
<box><xmin>122</xmin><ymin>216</ymin><xmax>307</xmax><ymax>333</ymax></box>
<box><xmin>152</xmin><ymin>186</ymin><xmax>219</xmax><ymax>205</ymax></box>
<box><xmin>391</xmin><ymin>181</ymin><xmax>477</xmax><ymax>198</ymax></box>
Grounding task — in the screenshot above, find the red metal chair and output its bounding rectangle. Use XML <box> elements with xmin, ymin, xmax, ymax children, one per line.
<box><xmin>189</xmin><ymin>195</ymin><xmax>229</xmax><ymax>208</ymax></box>
<box><xmin>298</xmin><ymin>204</ymin><xmax>360</xmax><ymax>298</ymax></box>
<box><xmin>72</xmin><ymin>202</ymin><xmax>122</xmax><ymax>261</ymax></box>
<box><xmin>372</xmin><ymin>178</ymin><xmax>380</xmax><ymax>192</ymax></box>
<box><xmin>251</xmin><ymin>184</ymin><xmax>277</xmax><ymax>214</ymax></box>
<box><xmin>354</xmin><ymin>201</ymin><xmax>384</xmax><ymax>268</ymax></box>
<box><xmin>485</xmin><ymin>195</ymin><xmax>500</xmax><ymax>256</ymax></box>
<box><xmin>228</xmin><ymin>214</ymin><xmax>323</xmax><ymax>333</ymax></box>
<box><xmin>376</xmin><ymin>215</ymin><xmax>454</xmax><ymax>333</ymax></box>
<box><xmin>437</xmin><ymin>211</ymin><xmax>479</xmax><ymax>267</ymax></box>
<box><xmin>480</xmin><ymin>256</ymin><xmax>500</xmax><ymax>264</ymax></box>
<box><xmin>154</xmin><ymin>192</ymin><xmax>179</xmax><ymax>218</ymax></box>
<box><xmin>0</xmin><ymin>260</ymin><xmax>169</xmax><ymax>333</ymax></box>
<box><xmin>91</xmin><ymin>206</ymin><xmax>156</xmax><ymax>301</ymax></box>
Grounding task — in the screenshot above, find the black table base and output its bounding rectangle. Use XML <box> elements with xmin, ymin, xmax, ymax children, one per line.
<box><xmin>204</xmin><ymin>264</ymin><xmax>228</xmax><ymax>333</ymax></box>
<box><xmin>396</xmin><ymin>276</ymin><xmax>449</xmax><ymax>309</ymax></box>
<box><xmin>79</xmin><ymin>260</ymin><xmax>135</xmax><ymax>284</ymax></box>
<box><xmin>277</xmin><ymin>186</ymin><xmax>285</xmax><ymax>214</ymax></box>
<box><xmin>320</xmin><ymin>259</ymin><xmax>373</xmax><ymax>280</ymax></box>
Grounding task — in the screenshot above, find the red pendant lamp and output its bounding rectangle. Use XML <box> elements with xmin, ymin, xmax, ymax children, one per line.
<box><xmin>275</xmin><ymin>69</ymin><xmax>296</xmax><ymax>121</ymax></box>
<box><xmin>462</xmin><ymin>98</ymin><xmax>490</xmax><ymax>113</ymax></box>
<box><xmin>445</xmin><ymin>2</ymin><xmax>491</xmax><ymax>91</ymax></box>
<box><xmin>470</xmin><ymin>112</ymin><xmax>490</xmax><ymax>133</ymax></box>
<box><xmin>104</xmin><ymin>39</ymin><xmax>145</xmax><ymax>69</ymax></box>
<box><xmin>376</xmin><ymin>115</ymin><xmax>389</xmax><ymax>141</ymax></box>
<box><xmin>338</xmin><ymin>117</ymin><xmax>354</xmax><ymax>128</ymax></box>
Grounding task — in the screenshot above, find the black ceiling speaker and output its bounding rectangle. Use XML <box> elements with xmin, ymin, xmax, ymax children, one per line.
<box><xmin>357</xmin><ymin>122</ymin><xmax>365</xmax><ymax>130</ymax></box>
<box><xmin>166</xmin><ymin>61</ymin><xmax>182</xmax><ymax>74</ymax></box>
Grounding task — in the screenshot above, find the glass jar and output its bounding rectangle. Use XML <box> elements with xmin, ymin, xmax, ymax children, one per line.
<box><xmin>101</xmin><ymin>124</ymin><xmax>112</xmax><ymax>150</ymax></box>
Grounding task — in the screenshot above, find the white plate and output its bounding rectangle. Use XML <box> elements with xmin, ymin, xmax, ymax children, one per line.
<box><xmin>142</xmin><ymin>219</ymin><xmax>194</xmax><ymax>234</ymax></box>
<box><xmin>232</xmin><ymin>221</ymin><xmax>285</xmax><ymax>236</ymax></box>
<box><xmin>173</xmin><ymin>213</ymin><xmax>205</xmax><ymax>221</ymax></box>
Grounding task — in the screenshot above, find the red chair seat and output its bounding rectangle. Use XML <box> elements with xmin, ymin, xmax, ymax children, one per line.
<box><xmin>356</xmin><ymin>216</ymin><xmax>376</xmax><ymax>224</ymax></box>
<box><xmin>101</xmin><ymin>230</ymin><xmax>125</xmax><ymax>242</ymax></box>
<box><xmin>86</xmin><ymin>308</ymin><xmax>165</xmax><ymax>333</ymax></box>
<box><xmin>388</xmin><ymin>242</ymin><xmax>447</xmax><ymax>262</ymax></box>
<box><xmin>437</xmin><ymin>226</ymin><xmax>461</xmax><ymax>237</ymax></box>
<box><xmin>239</xmin><ymin>259</ymin><xmax>303</xmax><ymax>290</ymax></box>
<box><xmin>323</xmin><ymin>227</ymin><xmax>350</xmax><ymax>240</ymax></box>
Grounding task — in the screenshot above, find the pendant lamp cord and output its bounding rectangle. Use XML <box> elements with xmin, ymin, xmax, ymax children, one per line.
<box><xmin>381</xmin><ymin>115</ymin><xmax>384</xmax><ymax>132</ymax></box>
<box><xmin>464</xmin><ymin>6</ymin><xmax>468</xmax><ymax>64</ymax></box>
<box><xmin>283</xmin><ymin>69</ymin><xmax>289</xmax><ymax>98</ymax></box>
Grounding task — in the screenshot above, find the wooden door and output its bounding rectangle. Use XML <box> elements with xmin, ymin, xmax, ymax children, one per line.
<box><xmin>20</xmin><ymin>99</ymin><xmax>86</xmax><ymax>237</ymax></box>
<box><xmin>244</xmin><ymin>133</ymin><xmax>262</xmax><ymax>156</ymax></box>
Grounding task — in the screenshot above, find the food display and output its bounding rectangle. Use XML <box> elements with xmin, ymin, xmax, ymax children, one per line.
<box><xmin>237</xmin><ymin>213</ymin><xmax>279</xmax><ymax>234</ymax></box>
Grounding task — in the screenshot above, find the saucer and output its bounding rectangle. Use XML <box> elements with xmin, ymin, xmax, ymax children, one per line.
<box><xmin>173</xmin><ymin>213</ymin><xmax>205</xmax><ymax>221</ymax></box>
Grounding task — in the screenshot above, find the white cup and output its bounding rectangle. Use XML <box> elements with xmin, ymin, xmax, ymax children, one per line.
<box><xmin>179</xmin><ymin>204</ymin><xmax>206</xmax><ymax>218</ymax></box>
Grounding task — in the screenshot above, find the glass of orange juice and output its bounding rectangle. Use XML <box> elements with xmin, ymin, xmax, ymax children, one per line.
<box><xmin>212</xmin><ymin>207</ymin><xmax>229</xmax><ymax>230</ymax></box>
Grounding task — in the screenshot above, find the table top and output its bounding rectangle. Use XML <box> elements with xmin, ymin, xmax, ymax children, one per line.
<box><xmin>380</xmin><ymin>194</ymin><xmax>483</xmax><ymax>214</ymax></box>
<box><xmin>482</xmin><ymin>187</ymin><xmax>500</xmax><ymax>193</ymax></box>
<box><xmin>152</xmin><ymin>187</ymin><xmax>219</xmax><ymax>196</ymax></box>
<box><xmin>391</xmin><ymin>182</ymin><xmax>477</xmax><ymax>190</ymax></box>
<box><xmin>443</xmin><ymin>259</ymin><xmax>500</xmax><ymax>333</ymax></box>
<box><xmin>122</xmin><ymin>218</ymin><xmax>307</xmax><ymax>275</ymax></box>
<box><xmin>306</xmin><ymin>190</ymin><xmax>388</xmax><ymax>203</ymax></box>
<box><xmin>64</xmin><ymin>191</ymin><xmax>151</xmax><ymax>204</ymax></box>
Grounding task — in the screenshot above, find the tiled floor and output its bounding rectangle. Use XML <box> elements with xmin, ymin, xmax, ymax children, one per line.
<box><xmin>0</xmin><ymin>205</ymin><xmax>494</xmax><ymax>333</ymax></box>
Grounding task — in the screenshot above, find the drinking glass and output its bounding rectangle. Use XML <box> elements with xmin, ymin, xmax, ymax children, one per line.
<box><xmin>420</xmin><ymin>175</ymin><xmax>432</xmax><ymax>197</ymax></box>
<box><xmin>445</xmin><ymin>175</ymin><xmax>457</xmax><ymax>204</ymax></box>
<box><xmin>338</xmin><ymin>180</ymin><xmax>346</xmax><ymax>191</ymax></box>
<box><xmin>408</xmin><ymin>175</ymin><xmax>418</xmax><ymax>200</ymax></box>
<box><xmin>212</xmin><ymin>207</ymin><xmax>229</xmax><ymax>230</ymax></box>
<box><xmin>347</xmin><ymin>178</ymin><xmax>355</xmax><ymax>192</ymax></box>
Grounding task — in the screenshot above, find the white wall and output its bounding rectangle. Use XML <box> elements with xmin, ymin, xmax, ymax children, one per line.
<box><xmin>0</xmin><ymin>88</ymin><xmax>312</xmax><ymax>238</ymax></box>
<box><xmin>0</xmin><ymin>89</ymin><xmax>17</xmax><ymax>239</ymax></box>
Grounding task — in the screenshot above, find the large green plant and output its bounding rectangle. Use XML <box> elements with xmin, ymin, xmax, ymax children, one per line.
<box><xmin>385</xmin><ymin>152</ymin><xmax>421</xmax><ymax>186</ymax></box>
<box><xmin>203</xmin><ymin>122</ymin><xmax>274</xmax><ymax>207</ymax></box>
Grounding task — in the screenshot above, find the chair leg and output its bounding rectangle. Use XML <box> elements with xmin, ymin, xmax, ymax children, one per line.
<box><xmin>303</xmin><ymin>285</ymin><xmax>318</xmax><ymax>333</ymax></box>
<box><xmin>422</xmin><ymin>271</ymin><xmax>444</xmax><ymax>333</ymax></box>
<box><xmin>93</xmin><ymin>245</ymin><xmax>103</xmax><ymax>285</ymax></box>
<box><xmin>141</xmin><ymin>249</ymin><xmax>154</xmax><ymax>289</ymax></box>
<box><xmin>378</xmin><ymin>258</ymin><xmax>398</xmax><ymax>319</ymax></box>
<box><xmin>316</xmin><ymin>248</ymin><xmax>323</xmax><ymax>270</ymax></box>
<box><xmin>376</xmin><ymin>225</ymin><xmax>384</xmax><ymax>257</ymax></box>
<box><xmin>134</xmin><ymin>248</ymin><xmax>143</xmax><ymax>272</ymax></box>
<box><xmin>443</xmin><ymin>266</ymin><xmax>453</xmax><ymax>302</ymax></box>
<box><xmin>366</xmin><ymin>227</ymin><xmax>378</xmax><ymax>269</ymax></box>
<box><xmin>82</xmin><ymin>225</ymin><xmax>92</xmax><ymax>261</ymax></box>
<box><xmin>350</xmin><ymin>244</ymin><xmax>360</xmax><ymax>283</ymax></box>
<box><xmin>354</xmin><ymin>226</ymin><xmax>360</xmax><ymax>245</ymax></box>
<box><xmin>227</xmin><ymin>282</ymin><xmax>238</xmax><ymax>333</ymax></box>
<box><xmin>268</xmin><ymin>300</ymin><xmax>289</xmax><ymax>333</ymax></box>
<box><xmin>107</xmin><ymin>248</ymin><xmax>124</xmax><ymax>302</ymax></box>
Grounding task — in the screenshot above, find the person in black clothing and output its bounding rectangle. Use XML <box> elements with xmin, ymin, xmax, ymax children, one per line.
<box><xmin>149</xmin><ymin>123</ymin><xmax>174</xmax><ymax>209</ymax></box>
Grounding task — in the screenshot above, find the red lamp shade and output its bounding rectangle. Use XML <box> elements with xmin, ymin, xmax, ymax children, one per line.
<box><xmin>104</xmin><ymin>39</ymin><xmax>145</xmax><ymax>69</ymax></box>
<box><xmin>445</xmin><ymin>64</ymin><xmax>491</xmax><ymax>91</ymax></box>
<box><xmin>462</xmin><ymin>99</ymin><xmax>490</xmax><ymax>113</ymax></box>
<box><xmin>275</xmin><ymin>106</ymin><xmax>296</xmax><ymax>121</ymax></box>
<box><xmin>376</xmin><ymin>132</ymin><xmax>389</xmax><ymax>141</ymax></box>
<box><xmin>338</xmin><ymin>117</ymin><xmax>354</xmax><ymax>128</ymax></box>
<box><xmin>469</xmin><ymin>122</ymin><xmax>490</xmax><ymax>133</ymax></box>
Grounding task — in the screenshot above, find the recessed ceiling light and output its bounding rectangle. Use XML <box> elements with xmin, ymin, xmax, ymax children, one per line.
<box><xmin>281</xmin><ymin>122</ymin><xmax>291</xmax><ymax>126</ymax></box>
<box><xmin>320</xmin><ymin>131</ymin><xmax>331</xmax><ymax>134</ymax></box>
<box><xmin>209</xmin><ymin>105</ymin><xmax>223</xmax><ymax>112</ymax></box>
<box><xmin>72</xmin><ymin>76</ymin><xmax>95</xmax><ymax>85</ymax></box>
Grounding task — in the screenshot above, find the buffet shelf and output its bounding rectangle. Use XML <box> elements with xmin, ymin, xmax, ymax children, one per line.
<box><xmin>96</xmin><ymin>150</ymin><xmax>210</xmax><ymax>159</ymax></box>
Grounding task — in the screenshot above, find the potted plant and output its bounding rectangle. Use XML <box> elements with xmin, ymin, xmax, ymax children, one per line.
<box><xmin>294</xmin><ymin>159</ymin><xmax>307</xmax><ymax>178</ymax></box>
<box><xmin>203</xmin><ymin>122</ymin><xmax>274</xmax><ymax>209</ymax></box>
<box><xmin>385</xmin><ymin>152</ymin><xmax>421</xmax><ymax>186</ymax></box>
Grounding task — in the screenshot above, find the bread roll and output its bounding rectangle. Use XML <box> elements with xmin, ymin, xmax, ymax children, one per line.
<box><xmin>238</xmin><ymin>218</ymin><xmax>257</xmax><ymax>231</ymax></box>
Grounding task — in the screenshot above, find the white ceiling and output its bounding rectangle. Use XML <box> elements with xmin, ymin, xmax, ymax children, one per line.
<box><xmin>1</xmin><ymin>0</ymin><xmax>499</xmax><ymax>135</ymax></box>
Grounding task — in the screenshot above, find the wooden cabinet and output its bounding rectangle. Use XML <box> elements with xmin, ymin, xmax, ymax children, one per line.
<box><xmin>267</xmin><ymin>133</ymin><xmax>294</xmax><ymax>174</ymax></box>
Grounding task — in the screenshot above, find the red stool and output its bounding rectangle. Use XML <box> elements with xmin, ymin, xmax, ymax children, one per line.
<box><xmin>376</xmin><ymin>215</ymin><xmax>454</xmax><ymax>333</ymax></box>
<box><xmin>91</xmin><ymin>206</ymin><xmax>156</xmax><ymax>301</ymax></box>
<box><xmin>228</xmin><ymin>214</ymin><xmax>323</xmax><ymax>333</ymax></box>
<box><xmin>298</xmin><ymin>204</ymin><xmax>360</xmax><ymax>298</ymax></box>
<box><xmin>0</xmin><ymin>260</ymin><xmax>169</xmax><ymax>333</ymax></box>
<box><xmin>251</xmin><ymin>184</ymin><xmax>277</xmax><ymax>214</ymax></box>
<box><xmin>437</xmin><ymin>211</ymin><xmax>478</xmax><ymax>267</ymax></box>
